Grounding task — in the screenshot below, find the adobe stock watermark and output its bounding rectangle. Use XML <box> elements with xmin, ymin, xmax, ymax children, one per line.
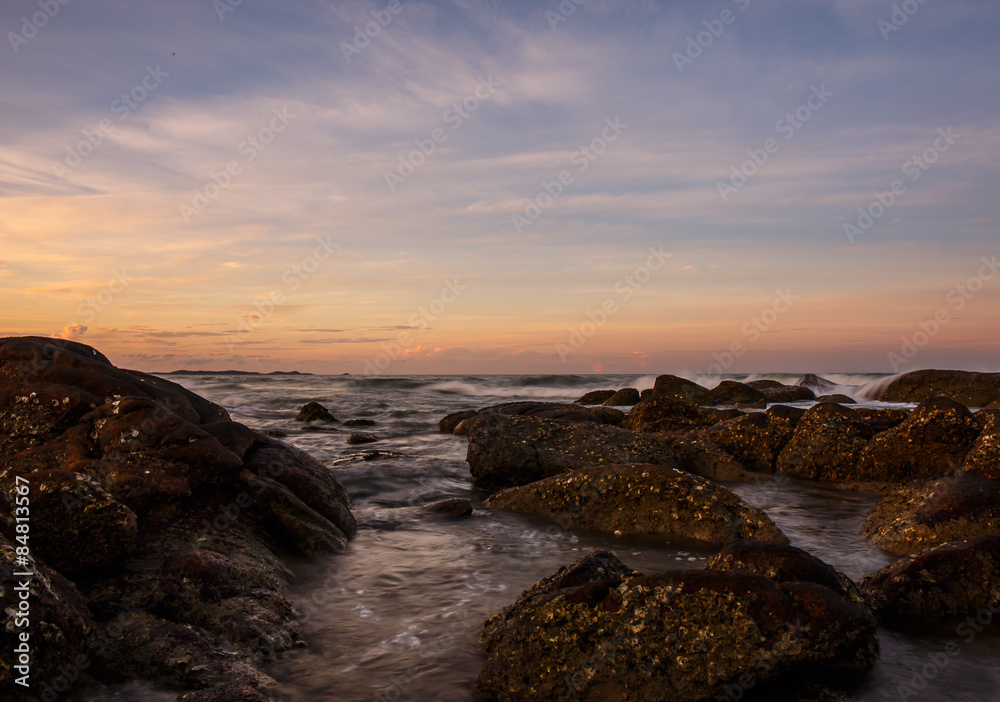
<box><xmin>673</xmin><ymin>0</ymin><xmax>751</xmax><ymax>74</ymax></box>
<box><xmin>546</xmin><ymin>0</ymin><xmax>586</xmax><ymax>31</ymax></box>
<box><xmin>887</xmin><ymin>254</ymin><xmax>998</xmax><ymax>373</ymax></box>
<box><xmin>213</xmin><ymin>0</ymin><xmax>243</xmax><ymax>21</ymax></box>
<box><xmin>843</xmin><ymin>127</ymin><xmax>959</xmax><ymax>244</ymax></box>
<box><xmin>223</xmin><ymin>235</ymin><xmax>339</xmax><ymax>351</ymax></box>
<box><xmin>879</xmin><ymin>0</ymin><xmax>932</xmax><ymax>41</ymax></box>
<box><xmin>511</xmin><ymin>116</ymin><xmax>628</xmax><ymax>234</ymax></box>
<box><xmin>340</xmin><ymin>0</ymin><xmax>402</xmax><ymax>63</ymax></box>
<box><xmin>52</xmin><ymin>64</ymin><xmax>170</xmax><ymax>180</ymax></box>
<box><xmin>555</xmin><ymin>246</ymin><xmax>671</xmax><ymax>362</ymax></box>
<box><xmin>7</xmin><ymin>0</ymin><xmax>71</xmax><ymax>54</ymax></box>
<box><xmin>362</xmin><ymin>279</ymin><xmax>467</xmax><ymax>374</ymax></box>
<box><xmin>77</xmin><ymin>269</ymin><xmax>134</xmax><ymax>323</ymax></box>
<box><xmin>695</xmin><ymin>289</ymin><xmax>799</xmax><ymax>376</ymax></box>
<box><xmin>384</xmin><ymin>75</ymin><xmax>501</xmax><ymax>192</ymax></box>
<box><xmin>179</xmin><ymin>107</ymin><xmax>295</xmax><ymax>223</ymax></box>
<box><xmin>717</xmin><ymin>85</ymin><xmax>833</xmax><ymax>202</ymax></box>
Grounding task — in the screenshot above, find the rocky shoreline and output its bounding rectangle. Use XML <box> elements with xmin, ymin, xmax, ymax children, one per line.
<box><xmin>3</xmin><ymin>335</ymin><xmax>999</xmax><ymax>701</ymax></box>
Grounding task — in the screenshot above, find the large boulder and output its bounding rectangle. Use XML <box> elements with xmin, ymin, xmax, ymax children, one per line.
<box><xmin>775</xmin><ymin>403</ymin><xmax>874</xmax><ymax>482</ymax></box>
<box><xmin>624</xmin><ymin>396</ymin><xmax>721</xmax><ymax>433</ymax></box>
<box><xmin>854</xmin><ymin>397</ymin><xmax>981</xmax><ymax>483</ymax></box>
<box><xmin>466</xmin><ymin>414</ymin><xmax>674</xmax><ymax>492</ymax></box>
<box><xmin>477</xmin><ymin>550</ymin><xmax>879</xmax><ymax>702</ymax></box>
<box><xmin>959</xmin><ymin>413</ymin><xmax>1000</xmax><ymax>479</ymax></box>
<box><xmin>0</xmin><ymin>336</ymin><xmax>357</xmax><ymax>698</ymax></box>
<box><xmin>485</xmin><ymin>464</ymin><xmax>787</xmax><ymax>546</ymax></box>
<box><xmin>860</xmin><ymin>477</ymin><xmax>1000</xmax><ymax>555</ymax></box>
<box><xmin>294</xmin><ymin>401</ymin><xmax>336</xmax><ymax>423</ymax></box>
<box><xmin>602</xmin><ymin>388</ymin><xmax>641</xmax><ymax>406</ymax></box>
<box><xmin>710</xmin><ymin>380</ymin><xmax>765</xmax><ymax>406</ymax></box>
<box><xmin>869</xmin><ymin>369</ymin><xmax>1000</xmax><ymax>407</ymax></box>
<box><xmin>699</xmin><ymin>408</ymin><xmax>800</xmax><ymax>474</ymax></box>
<box><xmin>443</xmin><ymin>401</ymin><xmax>625</xmax><ymax>436</ymax></box>
<box><xmin>860</xmin><ymin>535</ymin><xmax>1000</xmax><ymax>628</ymax></box>
<box><xmin>749</xmin><ymin>380</ymin><xmax>817</xmax><ymax>403</ymax></box>
<box><xmin>575</xmin><ymin>389</ymin><xmax>616</xmax><ymax>404</ymax></box>
<box><xmin>651</xmin><ymin>434</ymin><xmax>761</xmax><ymax>483</ymax></box>
<box><xmin>650</xmin><ymin>374</ymin><xmax>714</xmax><ymax>406</ymax></box>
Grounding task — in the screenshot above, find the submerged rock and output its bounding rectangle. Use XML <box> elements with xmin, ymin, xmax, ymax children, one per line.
<box><xmin>486</xmin><ymin>463</ymin><xmax>787</xmax><ymax>546</ymax></box>
<box><xmin>466</xmin><ymin>413</ymin><xmax>675</xmax><ymax>492</ymax></box>
<box><xmin>477</xmin><ymin>550</ymin><xmax>879</xmax><ymax>702</ymax></box>
<box><xmin>420</xmin><ymin>497</ymin><xmax>474</xmax><ymax>518</ymax></box>
<box><xmin>346</xmin><ymin>432</ymin><xmax>379</xmax><ymax>445</ymax></box>
<box><xmin>860</xmin><ymin>535</ymin><xmax>1000</xmax><ymax>628</ymax></box>
<box><xmin>342</xmin><ymin>418</ymin><xmax>376</xmax><ymax>427</ymax></box>
<box><xmin>295</xmin><ymin>401</ymin><xmax>337</xmax><ymax>423</ymax></box>
<box><xmin>860</xmin><ymin>476</ymin><xmax>1000</xmax><ymax>555</ymax></box>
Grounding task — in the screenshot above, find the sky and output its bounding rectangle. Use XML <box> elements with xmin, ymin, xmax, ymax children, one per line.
<box><xmin>1</xmin><ymin>0</ymin><xmax>998</xmax><ymax>375</ymax></box>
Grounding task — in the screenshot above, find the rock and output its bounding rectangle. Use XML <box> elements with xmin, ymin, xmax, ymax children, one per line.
<box><xmin>776</xmin><ymin>403</ymin><xmax>874</xmax><ymax>482</ymax></box>
<box><xmin>959</xmin><ymin>413</ymin><xmax>1000</xmax><ymax>479</ymax></box>
<box><xmin>420</xmin><ymin>497</ymin><xmax>474</xmax><ymax>518</ymax></box>
<box><xmin>650</xmin><ymin>374</ymin><xmax>714</xmax><ymax>405</ymax></box>
<box><xmin>328</xmin><ymin>450</ymin><xmax>406</xmax><ymax>465</ymax></box>
<box><xmin>294</xmin><ymin>401</ymin><xmax>337</xmax><ymax>423</ymax></box>
<box><xmin>710</xmin><ymin>380</ymin><xmax>766</xmax><ymax>406</ymax></box>
<box><xmin>623</xmin><ymin>396</ymin><xmax>720</xmax><ymax>433</ymax></box>
<box><xmin>446</xmin><ymin>402</ymin><xmax>625</xmax><ymax>436</ymax></box>
<box><xmin>749</xmin><ymin>380</ymin><xmax>817</xmax><ymax>403</ymax></box>
<box><xmin>0</xmin><ymin>534</ymin><xmax>93</xmax><ymax>692</ymax></box>
<box><xmin>816</xmin><ymin>394</ymin><xmax>856</xmax><ymax>404</ymax></box>
<box><xmin>0</xmin><ymin>336</ymin><xmax>356</xmax><ymax>698</ymax></box>
<box><xmin>700</xmin><ymin>409</ymin><xmax>798</xmax><ymax>474</ymax></box>
<box><xmin>342</xmin><ymin>418</ymin><xmax>376</xmax><ymax>427</ymax></box>
<box><xmin>856</xmin><ymin>397</ymin><xmax>981</xmax><ymax>482</ymax></box>
<box><xmin>257</xmin><ymin>428</ymin><xmax>287</xmax><ymax>438</ymax></box>
<box><xmin>734</xmin><ymin>399</ymin><xmax>767</xmax><ymax>410</ymax></box>
<box><xmin>575</xmin><ymin>389</ymin><xmax>616</xmax><ymax>404</ymax></box>
<box><xmin>486</xmin><ymin>463</ymin><xmax>787</xmax><ymax>546</ymax></box>
<box><xmin>439</xmin><ymin>409</ymin><xmax>478</xmax><ymax>433</ymax></box>
<box><xmin>180</xmin><ymin>684</ymin><xmax>272</xmax><ymax>702</ymax></box>
<box><xmin>853</xmin><ymin>407</ymin><xmax>909</xmax><ymax>433</ymax></box>
<box><xmin>860</xmin><ymin>477</ymin><xmax>1000</xmax><ymax>555</ymax></box>
<box><xmin>602</xmin><ymin>388</ymin><xmax>641</xmax><ymax>406</ymax></box>
<box><xmin>869</xmin><ymin>369</ymin><xmax>1000</xmax><ymax>407</ymax></box>
<box><xmin>466</xmin><ymin>414</ymin><xmax>675</xmax><ymax>492</ymax></box>
<box><xmin>796</xmin><ymin>374</ymin><xmax>840</xmax><ymax>395</ymax></box>
<box><xmin>651</xmin><ymin>434</ymin><xmax>762</xmax><ymax>483</ymax></box>
<box><xmin>477</xmin><ymin>550</ymin><xmax>879</xmax><ymax>702</ymax></box>
<box><xmin>346</xmin><ymin>432</ymin><xmax>379</xmax><ymax>444</ymax></box>
<box><xmin>707</xmin><ymin>540</ymin><xmax>867</xmax><ymax>608</ymax></box>
<box><xmin>860</xmin><ymin>535</ymin><xmax>1000</xmax><ymax>628</ymax></box>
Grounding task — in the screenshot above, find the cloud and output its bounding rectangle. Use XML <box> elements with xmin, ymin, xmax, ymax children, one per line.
<box><xmin>52</xmin><ymin>323</ymin><xmax>87</xmax><ymax>340</ymax></box>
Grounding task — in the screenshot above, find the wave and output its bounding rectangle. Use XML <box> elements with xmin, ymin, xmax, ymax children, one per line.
<box><xmin>423</xmin><ymin>380</ymin><xmax>583</xmax><ymax>399</ymax></box>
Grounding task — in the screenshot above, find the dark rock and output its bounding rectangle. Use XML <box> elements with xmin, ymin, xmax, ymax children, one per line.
<box><xmin>749</xmin><ymin>380</ymin><xmax>817</xmax><ymax>403</ymax></box>
<box><xmin>707</xmin><ymin>540</ymin><xmax>866</xmax><ymax>608</ymax></box>
<box><xmin>0</xmin><ymin>336</ymin><xmax>356</xmax><ymax>698</ymax></box>
<box><xmin>735</xmin><ymin>399</ymin><xmax>767</xmax><ymax>410</ymax></box>
<box><xmin>856</xmin><ymin>397</ymin><xmax>981</xmax><ymax>482</ymax></box>
<box><xmin>959</xmin><ymin>413</ymin><xmax>1000</xmax><ymax>479</ymax></box>
<box><xmin>256</xmin><ymin>428</ymin><xmax>287</xmax><ymax>438</ymax></box>
<box><xmin>477</xmin><ymin>550</ymin><xmax>879</xmax><ymax>702</ymax></box>
<box><xmin>466</xmin><ymin>413</ymin><xmax>675</xmax><ymax>493</ymax></box>
<box><xmin>776</xmin><ymin>403</ymin><xmax>873</xmax><ymax>482</ymax></box>
<box><xmin>0</xmin><ymin>534</ymin><xmax>93</xmax><ymax>691</ymax></box>
<box><xmin>328</xmin><ymin>450</ymin><xmax>406</xmax><ymax>465</ymax></box>
<box><xmin>300</xmin><ymin>425</ymin><xmax>339</xmax><ymax>433</ymax></box>
<box><xmin>700</xmin><ymin>410</ymin><xmax>798</xmax><ymax>474</ymax></box>
<box><xmin>294</xmin><ymin>401</ymin><xmax>337</xmax><ymax>423</ymax></box>
<box><xmin>860</xmin><ymin>477</ymin><xmax>1000</xmax><ymax>555</ymax></box>
<box><xmin>624</xmin><ymin>396</ymin><xmax>720</xmax><ymax>433</ymax></box>
<box><xmin>602</xmin><ymin>387</ymin><xmax>641</xmax><ymax>406</ymax></box>
<box><xmin>486</xmin><ymin>463</ymin><xmax>786</xmax><ymax>546</ymax></box>
<box><xmin>342</xmin><ymin>418</ymin><xmax>376</xmax><ymax>427</ymax></box>
<box><xmin>346</xmin><ymin>432</ymin><xmax>379</xmax><ymax>445</ymax></box>
<box><xmin>711</xmin><ymin>380</ymin><xmax>766</xmax><ymax>405</ymax></box>
<box><xmin>575</xmin><ymin>389</ymin><xmax>616</xmax><ymax>404</ymax></box>
<box><xmin>796</xmin><ymin>374</ymin><xmax>840</xmax><ymax>395</ymax></box>
<box><xmin>447</xmin><ymin>402</ymin><xmax>625</xmax><ymax>437</ymax></box>
<box><xmin>180</xmin><ymin>684</ymin><xmax>272</xmax><ymax>702</ymax></box>
<box><xmin>439</xmin><ymin>409</ymin><xmax>478</xmax><ymax>433</ymax></box>
<box><xmin>420</xmin><ymin>497</ymin><xmax>474</xmax><ymax>517</ymax></box>
<box><xmin>869</xmin><ymin>369</ymin><xmax>1000</xmax><ymax>407</ymax></box>
<box><xmin>651</xmin><ymin>434</ymin><xmax>761</xmax><ymax>483</ymax></box>
<box><xmin>853</xmin><ymin>407</ymin><xmax>909</xmax><ymax>433</ymax></box>
<box><xmin>816</xmin><ymin>394</ymin><xmax>856</xmax><ymax>404</ymax></box>
<box><xmin>651</xmin><ymin>374</ymin><xmax>714</xmax><ymax>405</ymax></box>
<box><xmin>860</xmin><ymin>535</ymin><xmax>1000</xmax><ymax>628</ymax></box>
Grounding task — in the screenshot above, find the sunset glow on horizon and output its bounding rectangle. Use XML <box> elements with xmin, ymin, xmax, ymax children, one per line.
<box><xmin>2</xmin><ymin>0</ymin><xmax>998</xmax><ymax>375</ymax></box>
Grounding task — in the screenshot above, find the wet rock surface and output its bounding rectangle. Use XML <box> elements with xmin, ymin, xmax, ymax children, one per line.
<box><xmin>776</xmin><ymin>403</ymin><xmax>874</xmax><ymax>482</ymax></box>
<box><xmin>860</xmin><ymin>476</ymin><xmax>1000</xmax><ymax>555</ymax></box>
<box><xmin>699</xmin><ymin>408</ymin><xmax>799</xmax><ymax>474</ymax></box>
<box><xmin>477</xmin><ymin>550</ymin><xmax>879</xmax><ymax>702</ymax></box>
<box><xmin>486</xmin><ymin>463</ymin><xmax>787</xmax><ymax>546</ymax></box>
<box><xmin>466</xmin><ymin>413</ymin><xmax>675</xmax><ymax>492</ymax></box>
<box><xmin>0</xmin><ymin>337</ymin><xmax>356</xmax><ymax>699</ymax></box>
<box><xmin>870</xmin><ymin>369</ymin><xmax>1000</xmax><ymax>407</ymax></box>
<box><xmin>650</xmin><ymin>374</ymin><xmax>714</xmax><ymax>406</ymax></box>
<box><xmin>749</xmin><ymin>380</ymin><xmax>817</xmax><ymax>404</ymax></box>
<box><xmin>602</xmin><ymin>387</ymin><xmax>641</xmax><ymax>406</ymax></box>
<box><xmin>294</xmin><ymin>401</ymin><xmax>337</xmax><ymax>423</ymax></box>
<box><xmin>575</xmin><ymin>389</ymin><xmax>616</xmax><ymax>404</ymax></box>
<box><xmin>623</xmin><ymin>396</ymin><xmax>721</xmax><ymax>433</ymax></box>
<box><xmin>860</xmin><ymin>535</ymin><xmax>1000</xmax><ymax>628</ymax></box>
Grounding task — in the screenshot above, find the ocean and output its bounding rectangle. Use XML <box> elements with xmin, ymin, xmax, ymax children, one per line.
<box><xmin>73</xmin><ymin>372</ymin><xmax>1000</xmax><ymax>701</ymax></box>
